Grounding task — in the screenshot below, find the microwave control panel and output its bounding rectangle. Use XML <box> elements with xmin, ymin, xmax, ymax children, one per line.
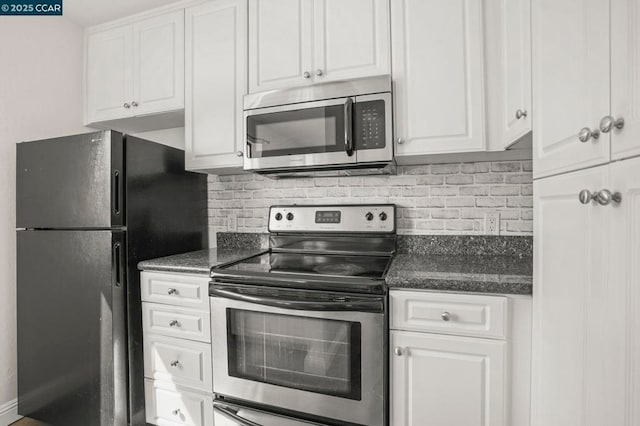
<box><xmin>354</xmin><ymin>100</ymin><xmax>386</xmax><ymax>150</ymax></box>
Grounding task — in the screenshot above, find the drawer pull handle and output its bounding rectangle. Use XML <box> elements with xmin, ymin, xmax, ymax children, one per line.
<box><xmin>172</xmin><ymin>409</ymin><xmax>181</xmax><ymax>416</ymax></box>
<box><xmin>167</xmin><ymin>288</ymin><xmax>178</xmax><ymax>295</ymax></box>
<box><xmin>170</xmin><ymin>360</ymin><xmax>180</xmax><ymax>367</ymax></box>
<box><xmin>169</xmin><ymin>320</ymin><xmax>180</xmax><ymax>327</ymax></box>
<box><xmin>441</xmin><ymin>311</ymin><xmax>451</xmax><ymax>321</ymax></box>
<box><xmin>394</xmin><ymin>346</ymin><xmax>404</xmax><ymax>356</ymax></box>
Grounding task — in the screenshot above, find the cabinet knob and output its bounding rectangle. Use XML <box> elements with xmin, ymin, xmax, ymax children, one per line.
<box><xmin>236</xmin><ymin>151</ymin><xmax>243</xmax><ymax>157</ymax></box>
<box><xmin>441</xmin><ymin>311</ymin><xmax>451</xmax><ymax>321</ymax></box>
<box><xmin>599</xmin><ymin>115</ymin><xmax>625</xmax><ymax>133</ymax></box>
<box><xmin>303</xmin><ymin>71</ymin><xmax>311</xmax><ymax>79</ymax></box>
<box><xmin>170</xmin><ymin>360</ymin><xmax>180</xmax><ymax>367</ymax></box>
<box><xmin>515</xmin><ymin>109</ymin><xmax>528</xmax><ymax>119</ymax></box>
<box><xmin>172</xmin><ymin>409</ymin><xmax>181</xmax><ymax>416</ymax></box>
<box><xmin>394</xmin><ymin>346</ymin><xmax>404</xmax><ymax>356</ymax></box>
<box><xmin>167</xmin><ymin>288</ymin><xmax>178</xmax><ymax>295</ymax></box>
<box><xmin>595</xmin><ymin>189</ymin><xmax>622</xmax><ymax>206</ymax></box>
<box><xmin>123</xmin><ymin>103</ymin><xmax>131</xmax><ymax>109</ymax></box>
<box><xmin>397</xmin><ymin>137</ymin><xmax>404</xmax><ymax>145</ymax></box>
<box><xmin>578</xmin><ymin>127</ymin><xmax>600</xmax><ymax>143</ymax></box>
<box><xmin>131</xmin><ymin>101</ymin><xmax>139</xmax><ymax>108</ymax></box>
<box><xmin>315</xmin><ymin>69</ymin><xmax>323</xmax><ymax>76</ymax></box>
<box><xmin>169</xmin><ymin>320</ymin><xmax>179</xmax><ymax>327</ymax></box>
<box><xmin>578</xmin><ymin>189</ymin><xmax>595</xmax><ymax>205</ymax></box>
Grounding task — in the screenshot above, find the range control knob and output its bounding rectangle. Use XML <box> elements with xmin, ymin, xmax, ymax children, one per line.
<box><xmin>365</xmin><ymin>212</ymin><xmax>374</xmax><ymax>221</ymax></box>
<box><xmin>379</xmin><ymin>212</ymin><xmax>388</xmax><ymax>221</ymax></box>
<box><xmin>275</xmin><ymin>213</ymin><xmax>283</xmax><ymax>221</ymax></box>
<box><xmin>286</xmin><ymin>212</ymin><xmax>294</xmax><ymax>221</ymax></box>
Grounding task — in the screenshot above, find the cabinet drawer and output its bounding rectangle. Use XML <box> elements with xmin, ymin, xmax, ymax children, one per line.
<box><xmin>141</xmin><ymin>271</ymin><xmax>210</xmax><ymax>310</ymax></box>
<box><xmin>142</xmin><ymin>302</ymin><xmax>211</xmax><ymax>343</ymax></box>
<box><xmin>145</xmin><ymin>379</ymin><xmax>213</xmax><ymax>426</ymax></box>
<box><xmin>143</xmin><ymin>334</ymin><xmax>212</xmax><ymax>392</ymax></box>
<box><xmin>390</xmin><ymin>291</ymin><xmax>508</xmax><ymax>339</ymax></box>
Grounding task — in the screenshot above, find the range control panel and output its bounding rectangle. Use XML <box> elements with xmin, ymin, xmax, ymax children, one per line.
<box><xmin>268</xmin><ymin>205</ymin><xmax>395</xmax><ymax>233</ymax></box>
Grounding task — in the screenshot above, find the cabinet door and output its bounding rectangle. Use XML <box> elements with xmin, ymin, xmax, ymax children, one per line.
<box><xmin>484</xmin><ymin>0</ymin><xmax>532</xmax><ymax>149</ymax></box>
<box><xmin>248</xmin><ymin>0</ymin><xmax>313</xmax><ymax>92</ymax></box>
<box><xmin>312</xmin><ymin>0</ymin><xmax>390</xmax><ymax>83</ymax></box>
<box><xmin>532</xmin><ymin>166</ymin><xmax>609</xmax><ymax>426</ymax></box>
<box><xmin>392</xmin><ymin>0</ymin><xmax>486</xmax><ymax>157</ymax></box>
<box><xmin>132</xmin><ymin>10</ymin><xmax>184</xmax><ymax>116</ymax></box>
<box><xmin>611</xmin><ymin>0</ymin><xmax>640</xmax><ymax>161</ymax></box>
<box><xmin>185</xmin><ymin>0</ymin><xmax>247</xmax><ymax>172</ymax></box>
<box><xmin>86</xmin><ymin>25</ymin><xmax>133</xmax><ymax>123</ymax></box>
<box><xmin>532</xmin><ymin>0</ymin><xmax>610</xmax><ymax>178</ymax></box>
<box><xmin>609</xmin><ymin>157</ymin><xmax>640</xmax><ymax>426</ymax></box>
<box><xmin>391</xmin><ymin>330</ymin><xmax>506</xmax><ymax>426</ymax></box>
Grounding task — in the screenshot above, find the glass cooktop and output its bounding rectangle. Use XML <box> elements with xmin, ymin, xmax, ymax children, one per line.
<box><xmin>222</xmin><ymin>251</ymin><xmax>391</xmax><ymax>279</ymax></box>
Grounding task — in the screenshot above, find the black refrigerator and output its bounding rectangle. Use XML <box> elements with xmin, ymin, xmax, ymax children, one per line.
<box><xmin>16</xmin><ymin>130</ymin><xmax>207</xmax><ymax>426</ymax></box>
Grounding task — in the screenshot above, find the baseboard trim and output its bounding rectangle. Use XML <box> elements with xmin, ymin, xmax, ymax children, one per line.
<box><xmin>0</xmin><ymin>399</ymin><xmax>22</xmax><ymax>426</ymax></box>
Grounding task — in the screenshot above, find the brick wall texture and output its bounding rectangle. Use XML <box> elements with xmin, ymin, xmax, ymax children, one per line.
<box><xmin>207</xmin><ymin>160</ymin><xmax>533</xmax><ymax>235</ymax></box>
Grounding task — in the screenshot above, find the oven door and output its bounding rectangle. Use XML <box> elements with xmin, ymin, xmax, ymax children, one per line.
<box><xmin>210</xmin><ymin>285</ymin><xmax>385</xmax><ymax>426</ymax></box>
<box><xmin>243</xmin><ymin>97</ymin><xmax>357</xmax><ymax>172</ymax></box>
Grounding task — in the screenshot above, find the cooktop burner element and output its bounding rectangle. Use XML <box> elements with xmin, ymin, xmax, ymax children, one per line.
<box><xmin>211</xmin><ymin>204</ymin><xmax>397</xmax><ymax>295</ymax></box>
<box><xmin>223</xmin><ymin>251</ymin><xmax>391</xmax><ymax>279</ymax></box>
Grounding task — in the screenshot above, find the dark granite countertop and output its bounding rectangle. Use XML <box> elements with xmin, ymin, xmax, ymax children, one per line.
<box><xmin>137</xmin><ymin>248</ymin><xmax>265</xmax><ymax>275</ymax></box>
<box><xmin>138</xmin><ymin>233</ymin><xmax>532</xmax><ymax>294</ymax></box>
<box><xmin>385</xmin><ymin>254</ymin><xmax>533</xmax><ymax>295</ymax></box>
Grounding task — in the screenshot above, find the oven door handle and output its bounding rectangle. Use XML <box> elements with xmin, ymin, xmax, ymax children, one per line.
<box><xmin>344</xmin><ymin>97</ymin><xmax>354</xmax><ymax>156</ymax></box>
<box><xmin>210</xmin><ymin>287</ymin><xmax>384</xmax><ymax>313</ymax></box>
<box><xmin>214</xmin><ymin>403</ymin><xmax>263</xmax><ymax>426</ymax></box>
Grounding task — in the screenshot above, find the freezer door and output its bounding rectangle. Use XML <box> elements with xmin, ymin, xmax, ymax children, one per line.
<box><xmin>17</xmin><ymin>230</ymin><xmax>127</xmax><ymax>426</ymax></box>
<box><xmin>16</xmin><ymin>130</ymin><xmax>124</xmax><ymax>228</ymax></box>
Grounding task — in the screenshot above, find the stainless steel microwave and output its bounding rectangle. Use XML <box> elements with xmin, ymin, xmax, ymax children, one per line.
<box><xmin>243</xmin><ymin>75</ymin><xmax>394</xmax><ymax>178</ymax></box>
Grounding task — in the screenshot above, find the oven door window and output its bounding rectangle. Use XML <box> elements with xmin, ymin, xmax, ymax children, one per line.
<box><xmin>246</xmin><ymin>105</ymin><xmax>346</xmax><ymax>158</ymax></box>
<box><xmin>226</xmin><ymin>309</ymin><xmax>362</xmax><ymax>400</ymax></box>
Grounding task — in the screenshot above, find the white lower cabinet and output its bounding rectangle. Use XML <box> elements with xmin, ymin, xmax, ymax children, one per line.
<box><xmin>141</xmin><ymin>271</ymin><xmax>213</xmax><ymax>426</ymax></box>
<box><xmin>390</xmin><ymin>290</ymin><xmax>531</xmax><ymax>426</ymax></box>
<box><xmin>145</xmin><ymin>379</ymin><xmax>214</xmax><ymax>426</ymax></box>
<box><xmin>391</xmin><ymin>331</ymin><xmax>506</xmax><ymax>426</ymax></box>
<box><xmin>532</xmin><ymin>155</ymin><xmax>640</xmax><ymax>426</ymax></box>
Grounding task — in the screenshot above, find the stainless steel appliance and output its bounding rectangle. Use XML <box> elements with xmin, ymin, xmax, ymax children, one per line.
<box><xmin>16</xmin><ymin>130</ymin><xmax>207</xmax><ymax>426</ymax></box>
<box><xmin>243</xmin><ymin>75</ymin><xmax>394</xmax><ymax>178</ymax></box>
<box><xmin>210</xmin><ymin>205</ymin><xmax>396</xmax><ymax>426</ymax></box>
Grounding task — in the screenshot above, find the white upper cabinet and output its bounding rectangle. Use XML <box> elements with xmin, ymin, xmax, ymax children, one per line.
<box><xmin>132</xmin><ymin>11</ymin><xmax>185</xmax><ymax>117</ymax></box>
<box><xmin>86</xmin><ymin>25</ymin><xmax>134</xmax><ymax>123</ymax></box>
<box><xmin>533</xmin><ymin>0</ymin><xmax>616</xmax><ymax>179</ymax></box>
<box><xmin>185</xmin><ymin>0</ymin><xmax>247</xmax><ymax>173</ymax></box>
<box><xmin>248</xmin><ymin>0</ymin><xmax>313</xmax><ymax>92</ymax></box>
<box><xmin>392</xmin><ymin>0</ymin><xmax>486</xmax><ymax>158</ymax></box>
<box><xmin>485</xmin><ymin>0</ymin><xmax>532</xmax><ymax>149</ymax></box>
<box><xmin>611</xmin><ymin>0</ymin><xmax>640</xmax><ymax>161</ymax></box>
<box><xmin>85</xmin><ymin>10</ymin><xmax>185</xmax><ymax>129</ymax></box>
<box><xmin>313</xmin><ymin>0</ymin><xmax>390</xmax><ymax>82</ymax></box>
<box><xmin>248</xmin><ymin>0</ymin><xmax>390</xmax><ymax>93</ymax></box>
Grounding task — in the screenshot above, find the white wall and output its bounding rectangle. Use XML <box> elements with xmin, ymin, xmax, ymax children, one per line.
<box><xmin>0</xmin><ymin>17</ymin><xmax>86</xmax><ymax>423</ymax></box>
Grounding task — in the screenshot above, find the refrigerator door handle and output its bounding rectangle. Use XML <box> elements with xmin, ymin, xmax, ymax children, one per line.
<box><xmin>113</xmin><ymin>169</ymin><xmax>122</xmax><ymax>216</ymax></box>
<box><xmin>113</xmin><ymin>242</ymin><xmax>122</xmax><ymax>287</ymax></box>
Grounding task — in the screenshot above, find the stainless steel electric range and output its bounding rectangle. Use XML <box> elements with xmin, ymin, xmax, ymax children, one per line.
<box><xmin>209</xmin><ymin>204</ymin><xmax>396</xmax><ymax>426</ymax></box>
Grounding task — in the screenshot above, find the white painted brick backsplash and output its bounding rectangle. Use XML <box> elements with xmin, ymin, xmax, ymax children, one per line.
<box><xmin>207</xmin><ymin>161</ymin><xmax>533</xmax><ymax>235</ymax></box>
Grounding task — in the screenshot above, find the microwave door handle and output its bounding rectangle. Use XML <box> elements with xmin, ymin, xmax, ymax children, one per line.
<box><xmin>214</xmin><ymin>403</ymin><xmax>263</xmax><ymax>426</ymax></box>
<box><xmin>344</xmin><ymin>97</ymin><xmax>354</xmax><ymax>156</ymax></box>
<box><xmin>210</xmin><ymin>287</ymin><xmax>383</xmax><ymax>313</ymax></box>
